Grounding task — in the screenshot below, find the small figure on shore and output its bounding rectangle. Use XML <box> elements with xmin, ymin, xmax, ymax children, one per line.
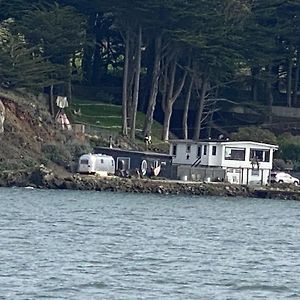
<box><xmin>144</xmin><ymin>134</ymin><xmax>152</xmax><ymax>149</ymax></box>
<box><xmin>109</xmin><ymin>135</ymin><xmax>113</xmax><ymax>148</ymax></box>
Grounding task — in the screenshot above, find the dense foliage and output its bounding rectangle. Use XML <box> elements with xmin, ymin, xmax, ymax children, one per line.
<box><xmin>0</xmin><ymin>0</ymin><xmax>300</xmax><ymax>144</ymax></box>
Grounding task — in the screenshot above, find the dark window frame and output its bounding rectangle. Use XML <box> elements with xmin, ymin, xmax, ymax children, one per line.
<box><xmin>172</xmin><ymin>144</ymin><xmax>177</xmax><ymax>156</ymax></box>
<box><xmin>212</xmin><ymin>146</ymin><xmax>217</xmax><ymax>156</ymax></box>
<box><xmin>225</xmin><ymin>147</ymin><xmax>246</xmax><ymax>161</ymax></box>
<box><xmin>197</xmin><ymin>146</ymin><xmax>202</xmax><ymax>157</ymax></box>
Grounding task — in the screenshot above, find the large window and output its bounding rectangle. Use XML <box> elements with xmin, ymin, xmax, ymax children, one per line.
<box><xmin>250</xmin><ymin>149</ymin><xmax>270</xmax><ymax>162</ymax></box>
<box><xmin>225</xmin><ymin>147</ymin><xmax>245</xmax><ymax>161</ymax></box>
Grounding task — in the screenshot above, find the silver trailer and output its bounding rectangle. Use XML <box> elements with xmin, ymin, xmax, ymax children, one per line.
<box><xmin>78</xmin><ymin>153</ymin><xmax>115</xmax><ymax>175</ymax></box>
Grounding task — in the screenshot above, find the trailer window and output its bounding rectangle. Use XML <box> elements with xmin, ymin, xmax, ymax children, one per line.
<box><xmin>80</xmin><ymin>159</ymin><xmax>89</xmax><ymax>165</ymax></box>
<box><xmin>101</xmin><ymin>159</ymin><xmax>104</xmax><ymax>163</ymax></box>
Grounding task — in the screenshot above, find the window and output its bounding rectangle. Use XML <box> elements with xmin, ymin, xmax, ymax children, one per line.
<box><xmin>203</xmin><ymin>145</ymin><xmax>207</xmax><ymax>155</ymax></box>
<box><xmin>80</xmin><ymin>159</ymin><xmax>89</xmax><ymax>165</ymax></box>
<box><xmin>251</xmin><ymin>170</ymin><xmax>260</xmax><ymax>176</ymax></box>
<box><xmin>117</xmin><ymin>157</ymin><xmax>130</xmax><ymax>171</ymax></box>
<box><xmin>225</xmin><ymin>147</ymin><xmax>245</xmax><ymax>161</ymax></box>
<box><xmin>197</xmin><ymin>146</ymin><xmax>202</xmax><ymax>157</ymax></box>
<box><xmin>100</xmin><ymin>159</ymin><xmax>104</xmax><ymax>163</ymax></box>
<box><xmin>186</xmin><ymin>144</ymin><xmax>191</xmax><ymax>153</ymax></box>
<box><xmin>172</xmin><ymin>144</ymin><xmax>177</xmax><ymax>156</ymax></box>
<box><xmin>250</xmin><ymin>149</ymin><xmax>270</xmax><ymax>162</ymax></box>
<box><xmin>212</xmin><ymin>146</ymin><xmax>217</xmax><ymax>156</ymax></box>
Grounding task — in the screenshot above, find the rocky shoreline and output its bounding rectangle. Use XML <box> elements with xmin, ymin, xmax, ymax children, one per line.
<box><xmin>0</xmin><ymin>166</ymin><xmax>300</xmax><ymax>200</ymax></box>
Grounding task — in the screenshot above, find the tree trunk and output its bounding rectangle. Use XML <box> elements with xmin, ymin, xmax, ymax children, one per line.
<box><xmin>130</xmin><ymin>26</ymin><xmax>142</xmax><ymax>141</ymax></box>
<box><xmin>66</xmin><ymin>61</ymin><xmax>72</xmax><ymax>105</ymax></box>
<box><xmin>49</xmin><ymin>84</ymin><xmax>54</xmax><ymax>117</ymax></box>
<box><xmin>252</xmin><ymin>66</ymin><xmax>259</xmax><ymax>102</ymax></box>
<box><xmin>266</xmin><ymin>68</ymin><xmax>274</xmax><ymax>123</ymax></box>
<box><xmin>143</xmin><ymin>34</ymin><xmax>162</xmax><ymax>136</ymax></box>
<box><xmin>66</xmin><ymin>80</ymin><xmax>72</xmax><ymax>105</ymax></box>
<box><xmin>182</xmin><ymin>77</ymin><xmax>193</xmax><ymax>139</ymax></box>
<box><xmin>162</xmin><ymin>103</ymin><xmax>172</xmax><ymax>142</ymax></box>
<box><xmin>293</xmin><ymin>50</ymin><xmax>300</xmax><ymax>106</ymax></box>
<box><xmin>91</xmin><ymin>13</ymin><xmax>103</xmax><ymax>85</ymax></box>
<box><xmin>161</xmin><ymin>58</ymin><xmax>187</xmax><ymax>142</ymax></box>
<box><xmin>287</xmin><ymin>57</ymin><xmax>293</xmax><ymax>107</ymax></box>
<box><xmin>121</xmin><ymin>28</ymin><xmax>130</xmax><ymax>136</ymax></box>
<box><xmin>193</xmin><ymin>76</ymin><xmax>208</xmax><ymax>140</ymax></box>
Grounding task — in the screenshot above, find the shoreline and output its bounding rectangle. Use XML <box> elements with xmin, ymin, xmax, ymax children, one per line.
<box><xmin>0</xmin><ymin>167</ymin><xmax>300</xmax><ymax>200</ymax></box>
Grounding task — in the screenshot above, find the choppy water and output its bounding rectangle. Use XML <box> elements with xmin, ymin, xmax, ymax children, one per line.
<box><xmin>0</xmin><ymin>187</ymin><xmax>299</xmax><ymax>299</ymax></box>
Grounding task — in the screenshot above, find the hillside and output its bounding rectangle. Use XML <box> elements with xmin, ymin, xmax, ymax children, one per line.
<box><xmin>0</xmin><ymin>89</ymin><xmax>169</xmax><ymax>174</ymax></box>
<box><xmin>0</xmin><ymin>89</ymin><xmax>91</xmax><ymax>173</ymax></box>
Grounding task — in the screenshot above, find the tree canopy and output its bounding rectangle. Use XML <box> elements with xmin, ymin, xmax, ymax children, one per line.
<box><xmin>0</xmin><ymin>0</ymin><xmax>299</xmax><ymax>140</ymax></box>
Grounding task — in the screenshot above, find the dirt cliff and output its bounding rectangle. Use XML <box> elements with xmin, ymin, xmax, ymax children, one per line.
<box><xmin>0</xmin><ymin>88</ymin><xmax>89</xmax><ymax>173</ymax></box>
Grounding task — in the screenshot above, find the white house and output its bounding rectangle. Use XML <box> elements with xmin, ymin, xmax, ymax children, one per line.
<box><xmin>169</xmin><ymin>139</ymin><xmax>278</xmax><ymax>185</ymax></box>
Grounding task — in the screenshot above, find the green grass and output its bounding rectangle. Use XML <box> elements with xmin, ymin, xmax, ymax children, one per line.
<box><xmin>69</xmin><ymin>97</ymin><xmax>165</xmax><ymax>144</ymax></box>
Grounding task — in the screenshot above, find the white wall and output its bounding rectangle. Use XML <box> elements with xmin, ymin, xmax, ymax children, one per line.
<box><xmin>170</xmin><ymin>140</ymin><xmax>277</xmax><ymax>185</ymax></box>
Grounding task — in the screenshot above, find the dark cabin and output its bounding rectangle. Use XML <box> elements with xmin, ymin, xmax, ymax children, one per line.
<box><xmin>94</xmin><ymin>147</ymin><xmax>173</xmax><ymax>178</ymax></box>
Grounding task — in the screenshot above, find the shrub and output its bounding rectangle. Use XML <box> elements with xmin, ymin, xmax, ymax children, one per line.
<box><xmin>42</xmin><ymin>143</ymin><xmax>72</xmax><ymax>167</ymax></box>
<box><xmin>65</xmin><ymin>139</ymin><xmax>92</xmax><ymax>158</ymax></box>
<box><xmin>277</xmin><ymin>133</ymin><xmax>300</xmax><ymax>162</ymax></box>
<box><xmin>231</xmin><ymin>127</ymin><xmax>278</xmax><ymax>145</ymax></box>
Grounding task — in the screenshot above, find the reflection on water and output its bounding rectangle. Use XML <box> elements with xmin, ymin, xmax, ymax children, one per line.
<box><xmin>0</xmin><ymin>187</ymin><xmax>299</xmax><ymax>299</ymax></box>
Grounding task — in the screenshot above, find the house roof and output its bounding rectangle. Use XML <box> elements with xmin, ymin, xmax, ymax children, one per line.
<box><xmin>169</xmin><ymin>139</ymin><xmax>278</xmax><ymax>149</ymax></box>
<box><xmin>219</xmin><ymin>141</ymin><xmax>278</xmax><ymax>149</ymax></box>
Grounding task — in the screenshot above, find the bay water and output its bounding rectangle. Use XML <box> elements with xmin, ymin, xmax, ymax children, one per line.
<box><xmin>0</xmin><ymin>187</ymin><xmax>299</xmax><ymax>299</ymax></box>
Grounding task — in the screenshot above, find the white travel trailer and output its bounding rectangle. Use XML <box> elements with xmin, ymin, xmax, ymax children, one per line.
<box><xmin>78</xmin><ymin>153</ymin><xmax>115</xmax><ymax>175</ymax></box>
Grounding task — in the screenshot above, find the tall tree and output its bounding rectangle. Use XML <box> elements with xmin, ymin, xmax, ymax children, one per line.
<box><xmin>12</xmin><ymin>3</ymin><xmax>86</xmax><ymax>104</ymax></box>
<box><xmin>0</xmin><ymin>25</ymin><xmax>59</xmax><ymax>89</ymax></box>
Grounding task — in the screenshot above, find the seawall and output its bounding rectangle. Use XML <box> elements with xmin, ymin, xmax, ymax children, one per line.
<box><xmin>0</xmin><ymin>167</ymin><xmax>300</xmax><ymax>201</ymax></box>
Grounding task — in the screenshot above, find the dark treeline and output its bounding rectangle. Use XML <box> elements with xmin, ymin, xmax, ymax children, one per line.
<box><xmin>0</xmin><ymin>0</ymin><xmax>300</xmax><ymax>141</ymax></box>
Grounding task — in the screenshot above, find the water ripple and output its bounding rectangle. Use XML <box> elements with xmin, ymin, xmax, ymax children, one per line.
<box><xmin>0</xmin><ymin>187</ymin><xmax>299</xmax><ymax>299</ymax></box>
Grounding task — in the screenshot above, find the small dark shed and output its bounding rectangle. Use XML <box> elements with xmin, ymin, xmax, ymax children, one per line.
<box><xmin>94</xmin><ymin>147</ymin><xmax>173</xmax><ymax>178</ymax></box>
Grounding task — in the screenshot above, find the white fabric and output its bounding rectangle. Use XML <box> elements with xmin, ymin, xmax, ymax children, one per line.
<box><xmin>57</xmin><ymin>112</ymin><xmax>72</xmax><ymax>130</ymax></box>
<box><xmin>56</xmin><ymin>96</ymin><xmax>69</xmax><ymax>108</ymax></box>
<box><xmin>0</xmin><ymin>100</ymin><xmax>5</xmax><ymax>133</ymax></box>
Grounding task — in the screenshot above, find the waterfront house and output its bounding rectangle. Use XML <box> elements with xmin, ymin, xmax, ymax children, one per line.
<box><xmin>169</xmin><ymin>139</ymin><xmax>278</xmax><ymax>185</ymax></box>
<box><xmin>94</xmin><ymin>147</ymin><xmax>173</xmax><ymax>178</ymax></box>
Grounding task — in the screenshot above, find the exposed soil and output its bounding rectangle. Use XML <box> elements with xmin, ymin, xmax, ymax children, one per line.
<box><xmin>0</xmin><ymin>89</ymin><xmax>55</xmax><ymax>171</ymax></box>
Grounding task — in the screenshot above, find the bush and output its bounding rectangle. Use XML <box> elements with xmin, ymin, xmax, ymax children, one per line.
<box><xmin>277</xmin><ymin>133</ymin><xmax>300</xmax><ymax>161</ymax></box>
<box><xmin>231</xmin><ymin>127</ymin><xmax>278</xmax><ymax>145</ymax></box>
<box><xmin>65</xmin><ymin>139</ymin><xmax>92</xmax><ymax>158</ymax></box>
<box><xmin>42</xmin><ymin>143</ymin><xmax>72</xmax><ymax>167</ymax></box>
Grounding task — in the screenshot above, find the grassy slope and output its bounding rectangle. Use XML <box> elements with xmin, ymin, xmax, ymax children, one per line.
<box><xmin>69</xmin><ymin>98</ymin><xmax>166</xmax><ymax>145</ymax></box>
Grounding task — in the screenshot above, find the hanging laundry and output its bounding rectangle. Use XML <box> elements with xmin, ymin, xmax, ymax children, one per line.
<box><xmin>56</xmin><ymin>96</ymin><xmax>69</xmax><ymax>108</ymax></box>
<box><xmin>56</xmin><ymin>111</ymin><xmax>72</xmax><ymax>130</ymax></box>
